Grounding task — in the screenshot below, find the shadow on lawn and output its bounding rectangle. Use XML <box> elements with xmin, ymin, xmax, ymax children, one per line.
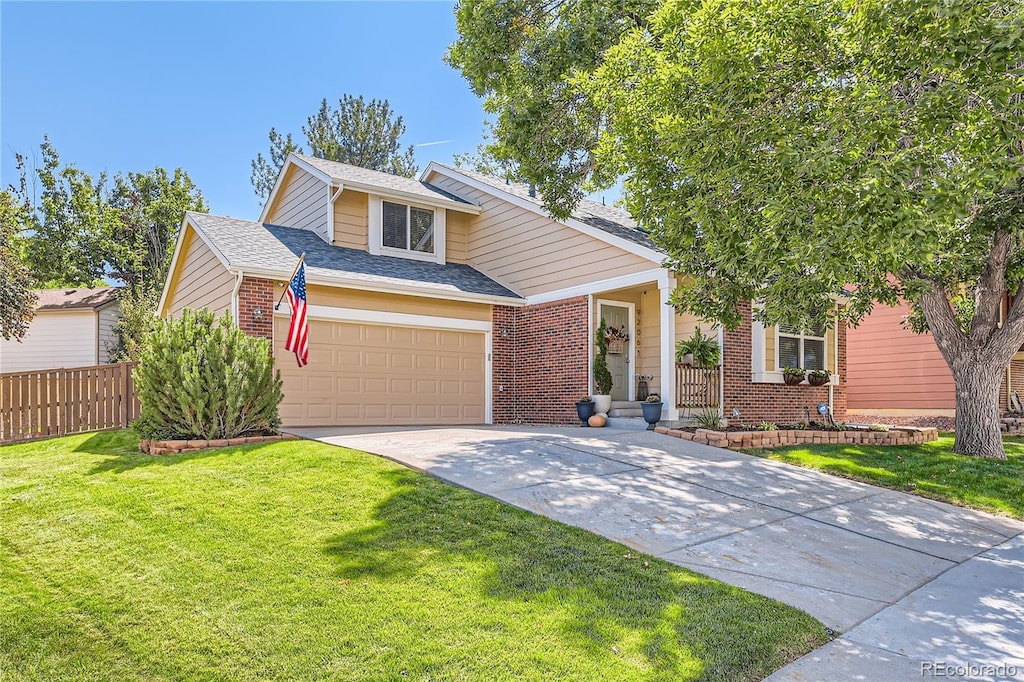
<box><xmin>322</xmin><ymin>468</ymin><xmax>825</xmax><ymax>680</ymax></box>
<box><xmin>78</xmin><ymin>431</ymin><xmax>275</xmax><ymax>475</ymax></box>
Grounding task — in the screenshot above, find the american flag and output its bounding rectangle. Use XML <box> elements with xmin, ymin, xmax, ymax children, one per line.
<box><xmin>284</xmin><ymin>262</ymin><xmax>309</xmax><ymax>367</ymax></box>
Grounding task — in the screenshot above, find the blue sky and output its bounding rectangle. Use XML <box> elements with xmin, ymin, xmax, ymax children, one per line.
<box><xmin>1</xmin><ymin>1</ymin><xmax>488</xmax><ymax>220</ymax></box>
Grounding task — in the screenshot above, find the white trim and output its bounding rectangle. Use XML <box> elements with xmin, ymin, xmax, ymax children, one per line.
<box><xmin>596</xmin><ymin>299</ymin><xmax>637</xmax><ymax>401</ymax></box>
<box><xmin>230</xmin><ymin>271</ymin><xmax>243</xmax><ymax>323</ymax></box>
<box><xmin>484</xmin><ymin>331</ymin><xmax>493</xmax><ymax>424</ymax></box>
<box><xmin>587</xmin><ymin>294</ymin><xmax>594</xmax><ymax>396</ymax></box>
<box><xmin>274</xmin><ymin>304</ymin><xmax>493</xmax><ymax>333</ymax></box>
<box><xmin>423</xmin><ymin>161</ymin><xmax>665</xmax><ymax>264</ymax></box>
<box><xmin>368</xmin><ymin>193</ymin><xmax>382</xmax><ymax>256</ymax></box>
<box><xmin>525</xmin><ymin>267</ymin><xmax>668</xmax><ymax>305</ymax></box>
<box><xmin>717</xmin><ymin>325</ymin><xmax>725</xmax><ymax>419</ymax></box>
<box><xmin>374</xmin><ymin>197</ymin><xmax>446</xmax><ymax>265</ymax></box>
<box><xmin>660</xmin><ymin>281</ymin><xmax>679</xmax><ymax>421</ymax></box>
<box><xmin>235</xmin><ymin>264</ymin><xmax>523</xmax><ymax>307</ymax></box>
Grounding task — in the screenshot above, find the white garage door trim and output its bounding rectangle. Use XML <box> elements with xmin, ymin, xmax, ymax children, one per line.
<box><xmin>274</xmin><ymin>304</ymin><xmax>493</xmax><ymax>424</ymax></box>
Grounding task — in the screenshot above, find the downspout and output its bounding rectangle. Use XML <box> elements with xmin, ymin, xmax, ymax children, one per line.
<box><xmin>231</xmin><ymin>271</ymin><xmax>243</xmax><ymax>324</ymax></box>
<box><xmin>327</xmin><ymin>182</ymin><xmax>345</xmax><ymax>244</ymax></box>
<box><xmin>717</xmin><ymin>325</ymin><xmax>725</xmax><ymax>419</ymax></box>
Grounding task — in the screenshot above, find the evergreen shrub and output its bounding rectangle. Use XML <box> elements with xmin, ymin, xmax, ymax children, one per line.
<box><xmin>134</xmin><ymin>308</ymin><xmax>283</xmax><ymax>440</ymax></box>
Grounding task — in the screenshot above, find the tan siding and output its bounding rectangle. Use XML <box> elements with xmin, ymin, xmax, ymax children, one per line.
<box><xmin>267</xmin><ymin>165</ymin><xmax>328</xmax><ymax>233</ymax></box>
<box><xmin>332</xmin><ymin>189</ymin><xmax>368</xmax><ymax>249</ymax></box>
<box><xmin>637</xmin><ymin>289</ymin><xmax>661</xmax><ymax>395</ymax></box>
<box><xmin>446</xmin><ymin>210</ymin><xmax>469</xmax><ymax>264</ymax></box>
<box><xmin>429</xmin><ymin>175</ymin><xmax>654</xmax><ymax>297</ymax></box>
<box><xmin>305</xmin><ymin>285</ymin><xmax>491</xmax><ymax>322</ymax></box>
<box><xmin>97</xmin><ymin>303</ymin><xmax>120</xmax><ymax>363</ymax></box>
<box><xmin>164</xmin><ymin>227</ymin><xmax>235</xmax><ymax>318</ymax></box>
<box><xmin>765</xmin><ymin>325</ymin><xmax>776</xmax><ymax>372</ymax></box>
<box><xmin>847</xmin><ymin>301</ymin><xmax>955</xmax><ymax>410</ymax></box>
<box><xmin>0</xmin><ymin>311</ymin><xmax>98</xmax><ymax>372</ymax></box>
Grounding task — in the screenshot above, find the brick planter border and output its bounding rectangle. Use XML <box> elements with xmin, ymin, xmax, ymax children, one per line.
<box><xmin>654</xmin><ymin>425</ymin><xmax>938</xmax><ymax>450</ymax></box>
<box><xmin>1000</xmin><ymin>417</ymin><xmax>1024</xmax><ymax>434</ymax></box>
<box><xmin>139</xmin><ymin>433</ymin><xmax>298</xmax><ymax>456</ymax></box>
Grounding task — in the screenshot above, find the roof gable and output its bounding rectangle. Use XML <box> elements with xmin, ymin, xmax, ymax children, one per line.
<box><xmin>421</xmin><ymin>163</ymin><xmax>663</xmax><ymax>263</ymax></box>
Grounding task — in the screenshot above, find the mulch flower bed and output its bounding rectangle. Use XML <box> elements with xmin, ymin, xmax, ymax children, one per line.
<box><xmin>654</xmin><ymin>425</ymin><xmax>938</xmax><ymax>450</ymax></box>
<box><xmin>139</xmin><ymin>433</ymin><xmax>298</xmax><ymax>456</ymax></box>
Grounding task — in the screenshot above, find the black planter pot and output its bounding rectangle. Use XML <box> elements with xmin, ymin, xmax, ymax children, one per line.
<box><xmin>576</xmin><ymin>401</ymin><xmax>596</xmax><ymax>427</ymax></box>
<box><xmin>641</xmin><ymin>402</ymin><xmax>663</xmax><ymax>430</ymax></box>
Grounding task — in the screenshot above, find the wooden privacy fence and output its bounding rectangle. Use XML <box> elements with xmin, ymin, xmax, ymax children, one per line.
<box><xmin>676</xmin><ymin>363</ymin><xmax>721</xmax><ymax>410</ymax></box>
<box><xmin>0</xmin><ymin>362</ymin><xmax>140</xmax><ymax>445</ymax></box>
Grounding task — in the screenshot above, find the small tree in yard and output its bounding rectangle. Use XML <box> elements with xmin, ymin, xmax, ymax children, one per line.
<box><xmin>449</xmin><ymin>0</ymin><xmax>1024</xmax><ymax>458</ymax></box>
<box><xmin>593</xmin><ymin>319</ymin><xmax>614</xmax><ymax>395</ymax></box>
<box><xmin>134</xmin><ymin>309</ymin><xmax>283</xmax><ymax>441</ymax></box>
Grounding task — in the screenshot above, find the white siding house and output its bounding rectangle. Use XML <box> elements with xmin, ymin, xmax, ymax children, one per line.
<box><xmin>0</xmin><ymin>288</ymin><xmax>121</xmax><ymax>373</ymax></box>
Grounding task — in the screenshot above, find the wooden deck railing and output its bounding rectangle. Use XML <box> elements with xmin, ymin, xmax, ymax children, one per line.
<box><xmin>0</xmin><ymin>362</ymin><xmax>139</xmax><ymax>445</ymax></box>
<box><xmin>676</xmin><ymin>363</ymin><xmax>721</xmax><ymax>409</ymax></box>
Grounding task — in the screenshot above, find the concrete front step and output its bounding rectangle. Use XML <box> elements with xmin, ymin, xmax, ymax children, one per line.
<box><xmin>611</xmin><ymin>400</ymin><xmax>641</xmax><ymax>409</ymax></box>
<box><xmin>609</xmin><ymin>408</ymin><xmax>644</xmax><ymax>417</ymax></box>
<box><xmin>605</xmin><ymin>416</ymin><xmax>652</xmax><ymax>431</ymax></box>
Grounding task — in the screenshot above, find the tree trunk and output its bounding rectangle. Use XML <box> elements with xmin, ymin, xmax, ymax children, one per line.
<box><xmin>952</xmin><ymin>362</ymin><xmax>1007</xmax><ymax>459</ymax></box>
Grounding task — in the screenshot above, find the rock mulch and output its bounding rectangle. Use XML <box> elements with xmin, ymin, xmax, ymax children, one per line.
<box><xmin>139</xmin><ymin>433</ymin><xmax>298</xmax><ymax>456</ymax></box>
<box><xmin>654</xmin><ymin>425</ymin><xmax>939</xmax><ymax>450</ymax></box>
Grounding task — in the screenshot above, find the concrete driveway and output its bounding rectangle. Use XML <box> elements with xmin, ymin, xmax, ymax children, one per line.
<box><xmin>289</xmin><ymin>425</ymin><xmax>1024</xmax><ymax>681</ymax></box>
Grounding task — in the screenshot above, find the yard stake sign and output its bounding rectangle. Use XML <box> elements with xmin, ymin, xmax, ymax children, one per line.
<box><xmin>279</xmin><ymin>253</ymin><xmax>309</xmax><ymax>367</ymax></box>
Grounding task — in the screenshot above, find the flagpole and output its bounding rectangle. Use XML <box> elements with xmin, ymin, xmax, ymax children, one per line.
<box><xmin>274</xmin><ymin>252</ymin><xmax>306</xmax><ymax>311</ymax></box>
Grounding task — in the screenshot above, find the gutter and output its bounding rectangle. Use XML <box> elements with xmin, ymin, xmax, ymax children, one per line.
<box><xmin>231</xmin><ymin>271</ymin><xmax>244</xmax><ymax>323</ymax></box>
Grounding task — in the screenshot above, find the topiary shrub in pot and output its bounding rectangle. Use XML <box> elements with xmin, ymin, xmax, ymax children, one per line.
<box><xmin>592</xmin><ymin>319</ymin><xmax>614</xmax><ymax>415</ymax></box>
<box><xmin>133</xmin><ymin>308</ymin><xmax>284</xmax><ymax>441</ymax></box>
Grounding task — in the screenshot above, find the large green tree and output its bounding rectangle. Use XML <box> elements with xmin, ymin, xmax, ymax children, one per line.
<box><xmin>449</xmin><ymin>0</ymin><xmax>1024</xmax><ymax>458</ymax></box>
<box><xmin>0</xmin><ymin>190</ymin><xmax>36</xmax><ymax>340</ymax></box>
<box><xmin>250</xmin><ymin>95</ymin><xmax>418</xmax><ymax>199</ymax></box>
<box><xmin>12</xmin><ymin>139</ymin><xmax>207</xmax><ymax>358</ymax></box>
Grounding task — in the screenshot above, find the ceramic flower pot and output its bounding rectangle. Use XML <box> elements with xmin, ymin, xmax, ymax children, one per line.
<box><xmin>641</xmin><ymin>402</ymin><xmax>663</xmax><ymax>429</ymax></box>
<box><xmin>575</xmin><ymin>400</ymin><xmax>596</xmax><ymax>426</ymax></box>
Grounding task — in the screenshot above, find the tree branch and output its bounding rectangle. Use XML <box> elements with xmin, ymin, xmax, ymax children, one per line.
<box><xmin>970</xmin><ymin>230</ymin><xmax>1014</xmax><ymax>342</ymax></box>
<box><xmin>918</xmin><ymin>284</ymin><xmax>969</xmax><ymax>366</ymax></box>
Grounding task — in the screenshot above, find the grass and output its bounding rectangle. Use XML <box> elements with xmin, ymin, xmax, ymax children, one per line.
<box><xmin>744</xmin><ymin>434</ymin><xmax>1024</xmax><ymax>519</ymax></box>
<box><xmin>1</xmin><ymin>431</ymin><xmax>827</xmax><ymax>681</ymax></box>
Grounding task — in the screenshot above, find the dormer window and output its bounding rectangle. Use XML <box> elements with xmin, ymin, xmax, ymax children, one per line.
<box><xmin>368</xmin><ymin>194</ymin><xmax>447</xmax><ymax>264</ymax></box>
<box><xmin>383</xmin><ymin>201</ymin><xmax>434</xmax><ymax>255</ymax></box>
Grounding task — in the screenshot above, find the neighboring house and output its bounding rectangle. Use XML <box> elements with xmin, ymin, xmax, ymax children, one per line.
<box><xmin>0</xmin><ymin>287</ymin><xmax>120</xmax><ymax>373</ymax></box>
<box><xmin>847</xmin><ymin>300</ymin><xmax>1024</xmax><ymax>418</ymax></box>
<box><xmin>159</xmin><ymin>153</ymin><xmax>847</xmax><ymax>427</ymax></box>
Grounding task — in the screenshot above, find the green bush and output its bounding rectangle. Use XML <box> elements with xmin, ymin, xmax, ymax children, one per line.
<box><xmin>593</xmin><ymin>319</ymin><xmax>614</xmax><ymax>395</ymax></box>
<box><xmin>133</xmin><ymin>308</ymin><xmax>283</xmax><ymax>440</ymax></box>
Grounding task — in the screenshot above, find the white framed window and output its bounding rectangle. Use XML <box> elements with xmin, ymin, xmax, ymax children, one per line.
<box><xmin>777</xmin><ymin>324</ymin><xmax>826</xmax><ymax>371</ymax></box>
<box><xmin>382</xmin><ymin>201</ymin><xmax>434</xmax><ymax>255</ymax></box>
<box><xmin>368</xmin><ymin>195</ymin><xmax>446</xmax><ymax>264</ymax></box>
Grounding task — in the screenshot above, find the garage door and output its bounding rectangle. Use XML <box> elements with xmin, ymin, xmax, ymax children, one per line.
<box><xmin>275</xmin><ymin>317</ymin><xmax>486</xmax><ymax>426</ymax></box>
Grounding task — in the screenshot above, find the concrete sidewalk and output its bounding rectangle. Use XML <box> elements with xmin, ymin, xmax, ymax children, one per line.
<box><xmin>290</xmin><ymin>425</ymin><xmax>1024</xmax><ymax>681</ymax></box>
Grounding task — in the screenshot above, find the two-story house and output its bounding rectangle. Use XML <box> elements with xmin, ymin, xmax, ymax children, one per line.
<box><xmin>159</xmin><ymin>154</ymin><xmax>848</xmax><ymax>428</ymax></box>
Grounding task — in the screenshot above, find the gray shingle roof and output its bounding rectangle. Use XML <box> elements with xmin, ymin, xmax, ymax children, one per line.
<box><xmin>430</xmin><ymin>164</ymin><xmax>659</xmax><ymax>251</ymax></box>
<box><xmin>187</xmin><ymin>213</ymin><xmax>522</xmax><ymax>302</ymax></box>
<box><xmin>34</xmin><ymin>287</ymin><xmax>119</xmax><ymax>310</ymax></box>
<box><xmin>294</xmin><ymin>155</ymin><xmax>473</xmax><ymax>207</ymax></box>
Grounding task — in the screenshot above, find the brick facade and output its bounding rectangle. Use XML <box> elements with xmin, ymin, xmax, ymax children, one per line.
<box><xmin>492</xmin><ymin>296</ymin><xmax>590</xmax><ymax>425</ymax></box>
<box><xmin>722</xmin><ymin>302</ymin><xmax>848</xmax><ymax>425</ymax></box>
<box><xmin>237</xmin><ymin>277</ymin><xmax>275</xmax><ymax>340</ymax></box>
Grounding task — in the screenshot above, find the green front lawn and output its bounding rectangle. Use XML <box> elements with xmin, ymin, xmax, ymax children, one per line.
<box><xmin>745</xmin><ymin>435</ymin><xmax>1024</xmax><ymax>519</ymax></box>
<box><xmin>1</xmin><ymin>431</ymin><xmax>826</xmax><ymax>681</ymax></box>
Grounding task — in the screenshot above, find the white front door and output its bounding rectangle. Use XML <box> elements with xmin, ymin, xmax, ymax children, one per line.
<box><xmin>598</xmin><ymin>301</ymin><xmax>634</xmax><ymax>401</ymax></box>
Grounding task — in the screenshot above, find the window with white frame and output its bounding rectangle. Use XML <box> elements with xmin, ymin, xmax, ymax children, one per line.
<box><xmin>382</xmin><ymin>201</ymin><xmax>434</xmax><ymax>255</ymax></box>
<box><xmin>777</xmin><ymin>324</ymin><xmax>826</xmax><ymax>371</ymax></box>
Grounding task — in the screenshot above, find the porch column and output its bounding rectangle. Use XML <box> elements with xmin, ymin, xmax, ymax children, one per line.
<box><xmin>659</xmin><ymin>278</ymin><xmax>679</xmax><ymax>422</ymax></box>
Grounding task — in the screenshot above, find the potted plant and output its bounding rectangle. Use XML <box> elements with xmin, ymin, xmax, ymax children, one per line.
<box><xmin>675</xmin><ymin>328</ymin><xmax>720</xmax><ymax>368</ymax></box>
<box><xmin>575</xmin><ymin>396</ymin><xmax>596</xmax><ymax>426</ymax></box>
<box><xmin>782</xmin><ymin>366</ymin><xmax>806</xmax><ymax>385</ymax></box>
<box><xmin>592</xmin><ymin>319</ymin><xmax>614</xmax><ymax>414</ymax></box>
<box><xmin>807</xmin><ymin>368</ymin><xmax>831</xmax><ymax>386</ymax></box>
<box><xmin>641</xmin><ymin>394</ymin><xmax>663</xmax><ymax>429</ymax></box>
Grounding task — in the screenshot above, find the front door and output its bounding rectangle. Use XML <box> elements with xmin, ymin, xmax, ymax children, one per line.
<box><xmin>599</xmin><ymin>302</ymin><xmax>632</xmax><ymax>401</ymax></box>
